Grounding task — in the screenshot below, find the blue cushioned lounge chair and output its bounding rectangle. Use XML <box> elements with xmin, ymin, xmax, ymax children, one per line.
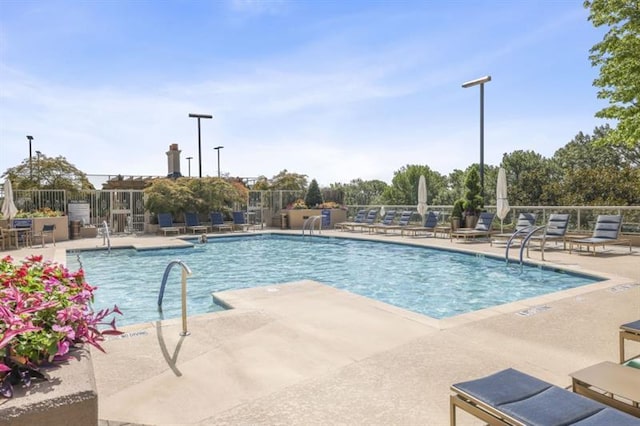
<box><xmin>450</xmin><ymin>212</ymin><xmax>496</xmax><ymax>242</ymax></box>
<box><xmin>184</xmin><ymin>212</ymin><xmax>209</xmax><ymax>234</ymax></box>
<box><xmin>402</xmin><ymin>211</ymin><xmax>439</xmax><ymax>237</ymax></box>
<box><xmin>343</xmin><ymin>209</ymin><xmax>378</xmax><ymax>232</ymax></box>
<box><xmin>232</xmin><ymin>211</ymin><xmax>252</xmax><ymax>232</ymax></box>
<box><xmin>370</xmin><ymin>210</ymin><xmax>413</xmax><ymax>234</ymax></box>
<box><xmin>569</xmin><ymin>214</ymin><xmax>631</xmax><ymax>255</ymax></box>
<box><xmin>490</xmin><ymin>212</ymin><xmax>537</xmax><ymax>246</ymax></box>
<box><xmin>525</xmin><ymin>213</ymin><xmax>571</xmax><ymax>260</ymax></box>
<box><xmin>335</xmin><ymin>209</ymin><xmax>367</xmax><ymax>231</ymax></box>
<box><xmin>209</xmin><ymin>212</ymin><xmax>233</xmax><ymax>233</ymax></box>
<box><xmin>451</xmin><ymin>368</ymin><xmax>640</xmax><ymax>425</ymax></box>
<box><xmin>363</xmin><ymin>210</ymin><xmax>396</xmax><ymax>233</ymax></box>
<box><xmin>158</xmin><ymin>213</ymin><xmax>183</xmax><ymax>235</ymax></box>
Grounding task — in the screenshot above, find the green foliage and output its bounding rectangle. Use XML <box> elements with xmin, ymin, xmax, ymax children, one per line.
<box><xmin>143</xmin><ymin>177</ymin><xmax>246</xmax><ymax>218</ymax></box>
<box><xmin>461</xmin><ymin>165</ymin><xmax>483</xmax><ymax>215</ymax></box>
<box><xmin>304</xmin><ymin>179</ymin><xmax>324</xmax><ymax>207</ymax></box>
<box><xmin>379</xmin><ymin>165</ymin><xmax>447</xmax><ymax>206</ymax></box>
<box><xmin>584</xmin><ymin>0</ymin><xmax>640</xmax><ymax>147</ymax></box>
<box><xmin>452</xmin><ymin>199</ymin><xmax>464</xmax><ymax>219</ymax></box>
<box><xmin>270</xmin><ymin>169</ymin><xmax>308</xmax><ymax>190</ymax></box>
<box><xmin>330</xmin><ymin>179</ymin><xmax>388</xmax><ymax>205</ymax></box>
<box><xmin>2</xmin><ymin>155</ymin><xmax>94</xmax><ymax>191</ymax></box>
<box><xmin>500</xmin><ymin>150</ymin><xmax>556</xmax><ymax>206</ymax></box>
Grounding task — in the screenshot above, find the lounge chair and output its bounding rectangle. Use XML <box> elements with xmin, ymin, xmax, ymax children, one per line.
<box><xmin>450</xmin><ymin>212</ymin><xmax>496</xmax><ymax>242</ymax></box>
<box><xmin>343</xmin><ymin>209</ymin><xmax>378</xmax><ymax>232</ymax></box>
<box><xmin>620</xmin><ymin>320</ymin><xmax>640</xmax><ymax>363</ymax></box>
<box><xmin>569</xmin><ymin>214</ymin><xmax>631</xmax><ymax>255</ymax></box>
<box><xmin>451</xmin><ymin>368</ymin><xmax>640</xmax><ymax>426</ymax></box>
<box><xmin>232</xmin><ymin>211</ymin><xmax>252</xmax><ymax>232</ymax></box>
<box><xmin>402</xmin><ymin>211</ymin><xmax>439</xmax><ymax>237</ymax></box>
<box><xmin>34</xmin><ymin>223</ymin><xmax>56</xmax><ymax>247</ymax></box>
<box><xmin>362</xmin><ymin>210</ymin><xmax>396</xmax><ymax>233</ymax></box>
<box><xmin>184</xmin><ymin>212</ymin><xmax>209</xmax><ymax>234</ymax></box>
<box><xmin>335</xmin><ymin>209</ymin><xmax>366</xmax><ymax>231</ymax></box>
<box><xmin>209</xmin><ymin>212</ymin><xmax>233</xmax><ymax>233</ymax></box>
<box><xmin>490</xmin><ymin>212</ymin><xmax>537</xmax><ymax>246</ymax></box>
<box><xmin>370</xmin><ymin>210</ymin><xmax>413</xmax><ymax>234</ymax></box>
<box><xmin>157</xmin><ymin>213</ymin><xmax>183</xmax><ymax>235</ymax></box>
<box><xmin>525</xmin><ymin>213</ymin><xmax>571</xmax><ymax>260</ymax></box>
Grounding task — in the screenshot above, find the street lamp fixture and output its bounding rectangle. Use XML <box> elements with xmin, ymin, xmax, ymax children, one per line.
<box><xmin>185</xmin><ymin>156</ymin><xmax>193</xmax><ymax>177</ymax></box>
<box><xmin>26</xmin><ymin>135</ymin><xmax>34</xmax><ymax>178</ymax></box>
<box><xmin>188</xmin><ymin>113</ymin><xmax>213</xmax><ymax>178</ymax></box>
<box><xmin>213</xmin><ymin>146</ymin><xmax>224</xmax><ymax>178</ymax></box>
<box><xmin>461</xmin><ymin>75</ymin><xmax>491</xmax><ymax>203</ymax></box>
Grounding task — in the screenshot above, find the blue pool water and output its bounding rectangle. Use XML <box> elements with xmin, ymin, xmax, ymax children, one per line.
<box><xmin>67</xmin><ymin>234</ymin><xmax>601</xmax><ymax>326</ymax></box>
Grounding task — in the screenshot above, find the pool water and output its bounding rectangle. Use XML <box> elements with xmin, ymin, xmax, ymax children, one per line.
<box><xmin>67</xmin><ymin>234</ymin><xmax>601</xmax><ymax>326</ymax></box>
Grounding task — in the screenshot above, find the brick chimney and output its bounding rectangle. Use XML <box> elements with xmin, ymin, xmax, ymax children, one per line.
<box><xmin>166</xmin><ymin>143</ymin><xmax>182</xmax><ymax>178</ymax></box>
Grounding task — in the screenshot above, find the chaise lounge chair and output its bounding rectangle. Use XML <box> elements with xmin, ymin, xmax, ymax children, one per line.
<box><xmin>525</xmin><ymin>213</ymin><xmax>571</xmax><ymax>260</ymax></box>
<box><xmin>158</xmin><ymin>213</ymin><xmax>183</xmax><ymax>236</ymax></box>
<box><xmin>343</xmin><ymin>209</ymin><xmax>378</xmax><ymax>232</ymax></box>
<box><xmin>450</xmin><ymin>212</ymin><xmax>496</xmax><ymax>242</ymax></box>
<box><xmin>451</xmin><ymin>368</ymin><xmax>640</xmax><ymax>425</ymax></box>
<box><xmin>232</xmin><ymin>211</ymin><xmax>252</xmax><ymax>232</ymax></box>
<box><xmin>209</xmin><ymin>212</ymin><xmax>233</xmax><ymax>233</ymax></box>
<box><xmin>363</xmin><ymin>210</ymin><xmax>396</xmax><ymax>233</ymax></box>
<box><xmin>569</xmin><ymin>214</ymin><xmax>631</xmax><ymax>256</ymax></box>
<box><xmin>370</xmin><ymin>210</ymin><xmax>413</xmax><ymax>234</ymax></box>
<box><xmin>490</xmin><ymin>212</ymin><xmax>537</xmax><ymax>246</ymax></box>
<box><xmin>402</xmin><ymin>211</ymin><xmax>439</xmax><ymax>237</ymax></box>
<box><xmin>185</xmin><ymin>212</ymin><xmax>209</xmax><ymax>234</ymax></box>
<box><xmin>335</xmin><ymin>209</ymin><xmax>367</xmax><ymax>231</ymax></box>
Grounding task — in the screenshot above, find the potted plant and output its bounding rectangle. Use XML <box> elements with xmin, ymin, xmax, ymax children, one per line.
<box><xmin>461</xmin><ymin>166</ymin><xmax>483</xmax><ymax>228</ymax></box>
<box><xmin>451</xmin><ymin>199</ymin><xmax>464</xmax><ymax>231</ymax></box>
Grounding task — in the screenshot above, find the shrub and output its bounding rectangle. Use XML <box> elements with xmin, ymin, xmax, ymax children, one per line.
<box><xmin>0</xmin><ymin>255</ymin><xmax>121</xmax><ymax>398</ymax></box>
<box><xmin>304</xmin><ymin>179</ymin><xmax>324</xmax><ymax>208</ymax></box>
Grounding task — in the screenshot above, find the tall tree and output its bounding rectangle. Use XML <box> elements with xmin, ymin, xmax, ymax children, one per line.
<box><xmin>380</xmin><ymin>165</ymin><xmax>446</xmax><ymax>206</ymax></box>
<box><xmin>500</xmin><ymin>150</ymin><xmax>555</xmax><ymax>206</ymax></box>
<box><xmin>304</xmin><ymin>179</ymin><xmax>323</xmax><ymax>207</ymax></box>
<box><xmin>2</xmin><ymin>155</ymin><xmax>94</xmax><ymax>191</ymax></box>
<box><xmin>331</xmin><ymin>179</ymin><xmax>388</xmax><ymax>206</ymax></box>
<box><xmin>584</xmin><ymin>0</ymin><xmax>640</xmax><ymax>147</ymax></box>
<box><xmin>269</xmin><ymin>169</ymin><xmax>308</xmax><ymax>191</ymax></box>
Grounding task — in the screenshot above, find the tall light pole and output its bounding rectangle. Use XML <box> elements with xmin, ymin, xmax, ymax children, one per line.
<box><xmin>26</xmin><ymin>135</ymin><xmax>34</xmax><ymax>179</ymax></box>
<box><xmin>188</xmin><ymin>113</ymin><xmax>213</xmax><ymax>178</ymax></box>
<box><xmin>186</xmin><ymin>156</ymin><xmax>193</xmax><ymax>177</ymax></box>
<box><xmin>462</xmin><ymin>75</ymin><xmax>491</xmax><ymax>203</ymax></box>
<box><xmin>213</xmin><ymin>146</ymin><xmax>224</xmax><ymax>178</ymax></box>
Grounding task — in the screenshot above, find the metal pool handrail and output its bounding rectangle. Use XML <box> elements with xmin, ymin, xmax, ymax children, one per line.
<box><xmin>102</xmin><ymin>220</ymin><xmax>111</xmax><ymax>253</ymax></box>
<box><xmin>158</xmin><ymin>260</ymin><xmax>193</xmax><ymax>336</ymax></box>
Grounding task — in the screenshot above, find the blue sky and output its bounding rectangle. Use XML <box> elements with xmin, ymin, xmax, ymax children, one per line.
<box><xmin>0</xmin><ymin>0</ymin><xmax>608</xmax><ymax>186</ymax></box>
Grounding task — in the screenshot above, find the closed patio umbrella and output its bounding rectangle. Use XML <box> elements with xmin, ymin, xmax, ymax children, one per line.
<box><xmin>417</xmin><ymin>175</ymin><xmax>427</xmax><ymax>220</ymax></box>
<box><xmin>1</xmin><ymin>180</ymin><xmax>18</xmax><ymax>220</ymax></box>
<box><xmin>496</xmin><ymin>167</ymin><xmax>510</xmax><ymax>232</ymax></box>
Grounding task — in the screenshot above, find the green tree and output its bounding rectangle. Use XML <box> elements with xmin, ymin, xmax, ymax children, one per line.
<box><xmin>2</xmin><ymin>155</ymin><xmax>94</xmax><ymax>191</ymax></box>
<box><xmin>584</xmin><ymin>0</ymin><xmax>640</xmax><ymax>147</ymax></box>
<box><xmin>461</xmin><ymin>165</ymin><xmax>483</xmax><ymax>215</ymax></box>
<box><xmin>380</xmin><ymin>165</ymin><xmax>446</xmax><ymax>206</ymax></box>
<box><xmin>331</xmin><ymin>179</ymin><xmax>388</xmax><ymax>206</ymax></box>
<box><xmin>304</xmin><ymin>179</ymin><xmax>324</xmax><ymax>207</ymax></box>
<box><xmin>500</xmin><ymin>150</ymin><xmax>555</xmax><ymax>206</ymax></box>
<box><xmin>270</xmin><ymin>169</ymin><xmax>308</xmax><ymax>191</ymax></box>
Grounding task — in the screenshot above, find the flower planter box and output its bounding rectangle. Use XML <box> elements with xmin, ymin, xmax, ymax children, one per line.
<box><xmin>1</xmin><ymin>216</ymin><xmax>69</xmax><ymax>242</ymax></box>
<box><xmin>285</xmin><ymin>209</ymin><xmax>347</xmax><ymax>229</ymax></box>
<box><xmin>0</xmin><ymin>347</ymin><xmax>98</xmax><ymax>426</ymax></box>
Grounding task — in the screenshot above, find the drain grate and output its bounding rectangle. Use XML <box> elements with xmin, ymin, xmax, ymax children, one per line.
<box><xmin>516</xmin><ymin>305</ymin><xmax>551</xmax><ymax>317</ymax></box>
<box><xmin>110</xmin><ymin>330</ymin><xmax>149</xmax><ymax>340</ymax></box>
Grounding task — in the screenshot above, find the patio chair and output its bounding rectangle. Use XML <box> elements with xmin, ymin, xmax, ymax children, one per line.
<box><xmin>525</xmin><ymin>213</ymin><xmax>571</xmax><ymax>260</ymax></box>
<box><xmin>362</xmin><ymin>210</ymin><xmax>396</xmax><ymax>233</ymax></box>
<box><xmin>620</xmin><ymin>320</ymin><xmax>640</xmax><ymax>363</ymax></box>
<box><xmin>370</xmin><ymin>210</ymin><xmax>413</xmax><ymax>234</ymax></box>
<box><xmin>157</xmin><ymin>213</ymin><xmax>182</xmax><ymax>236</ymax></box>
<box><xmin>232</xmin><ymin>211</ymin><xmax>252</xmax><ymax>232</ymax></box>
<box><xmin>10</xmin><ymin>218</ymin><xmax>33</xmax><ymax>247</ymax></box>
<box><xmin>490</xmin><ymin>212</ymin><xmax>537</xmax><ymax>246</ymax></box>
<box><xmin>34</xmin><ymin>223</ymin><xmax>56</xmax><ymax>247</ymax></box>
<box><xmin>450</xmin><ymin>212</ymin><xmax>496</xmax><ymax>242</ymax></box>
<box><xmin>569</xmin><ymin>214</ymin><xmax>632</xmax><ymax>256</ymax></box>
<box><xmin>343</xmin><ymin>209</ymin><xmax>378</xmax><ymax>232</ymax></box>
<box><xmin>402</xmin><ymin>211</ymin><xmax>439</xmax><ymax>237</ymax></box>
<box><xmin>184</xmin><ymin>212</ymin><xmax>209</xmax><ymax>234</ymax></box>
<box><xmin>451</xmin><ymin>368</ymin><xmax>640</xmax><ymax>426</ymax></box>
<box><xmin>209</xmin><ymin>212</ymin><xmax>233</xmax><ymax>233</ymax></box>
<box><xmin>334</xmin><ymin>209</ymin><xmax>366</xmax><ymax>231</ymax></box>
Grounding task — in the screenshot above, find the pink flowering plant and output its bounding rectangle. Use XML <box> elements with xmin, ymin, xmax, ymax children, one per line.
<box><xmin>0</xmin><ymin>255</ymin><xmax>122</xmax><ymax>398</ymax></box>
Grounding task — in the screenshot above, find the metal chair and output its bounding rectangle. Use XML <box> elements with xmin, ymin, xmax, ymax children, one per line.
<box><xmin>36</xmin><ymin>223</ymin><xmax>56</xmax><ymax>247</ymax></box>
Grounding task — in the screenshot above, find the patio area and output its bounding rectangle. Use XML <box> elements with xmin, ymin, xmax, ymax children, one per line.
<box><xmin>3</xmin><ymin>229</ymin><xmax>639</xmax><ymax>425</ymax></box>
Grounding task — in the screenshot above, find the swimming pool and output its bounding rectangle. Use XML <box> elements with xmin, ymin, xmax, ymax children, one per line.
<box><xmin>67</xmin><ymin>234</ymin><xmax>601</xmax><ymax>326</ymax></box>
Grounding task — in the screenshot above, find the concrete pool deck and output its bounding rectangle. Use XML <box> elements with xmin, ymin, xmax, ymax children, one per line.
<box><xmin>4</xmin><ymin>230</ymin><xmax>640</xmax><ymax>425</ymax></box>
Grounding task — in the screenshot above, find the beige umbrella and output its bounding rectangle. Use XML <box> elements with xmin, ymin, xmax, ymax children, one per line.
<box><xmin>417</xmin><ymin>175</ymin><xmax>427</xmax><ymax>220</ymax></box>
<box><xmin>1</xmin><ymin>180</ymin><xmax>18</xmax><ymax>219</ymax></box>
<box><xmin>496</xmin><ymin>168</ymin><xmax>510</xmax><ymax>232</ymax></box>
